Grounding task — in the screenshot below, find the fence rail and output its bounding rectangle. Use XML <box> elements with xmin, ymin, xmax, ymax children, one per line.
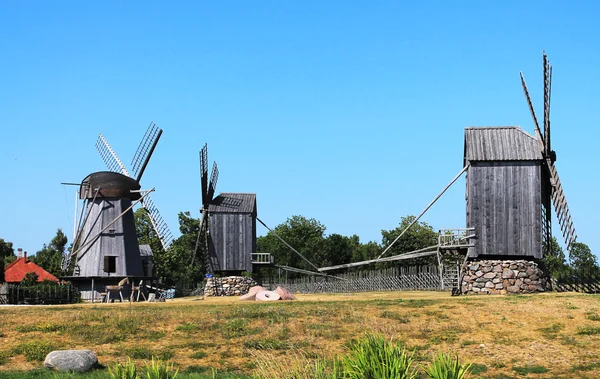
<box><xmin>266</xmin><ymin>266</ymin><xmax>449</xmax><ymax>294</ymax></box>
<box><xmin>5</xmin><ymin>284</ymin><xmax>80</xmax><ymax>305</ymax></box>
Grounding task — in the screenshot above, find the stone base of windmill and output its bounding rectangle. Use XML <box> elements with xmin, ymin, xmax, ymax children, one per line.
<box><xmin>461</xmin><ymin>260</ymin><xmax>551</xmax><ymax>295</ymax></box>
<box><xmin>203</xmin><ymin>276</ymin><xmax>258</xmax><ymax>297</ymax></box>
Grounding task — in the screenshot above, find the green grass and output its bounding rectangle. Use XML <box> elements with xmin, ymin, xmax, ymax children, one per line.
<box><xmin>577</xmin><ymin>326</ymin><xmax>600</xmax><ymax>335</ymax></box>
<box><xmin>0</xmin><ymin>368</ymin><xmax>251</xmax><ymax>378</ymax></box>
<box><xmin>512</xmin><ymin>365</ymin><xmax>549</xmax><ymax>375</ymax></box>
<box><xmin>11</xmin><ymin>340</ymin><xmax>57</xmax><ymax>362</ymax></box>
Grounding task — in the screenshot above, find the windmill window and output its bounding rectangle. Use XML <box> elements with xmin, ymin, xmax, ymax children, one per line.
<box><xmin>104</xmin><ymin>256</ymin><xmax>116</xmax><ymax>273</ymax></box>
<box><xmin>109</xmin><ymin>229</ymin><xmax>116</xmax><ymax>236</ymax></box>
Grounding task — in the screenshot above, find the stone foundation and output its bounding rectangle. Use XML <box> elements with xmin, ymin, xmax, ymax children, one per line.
<box><xmin>204</xmin><ymin>276</ymin><xmax>258</xmax><ymax>297</ymax></box>
<box><xmin>461</xmin><ymin>260</ymin><xmax>550</xmax><ymax>295</ymax></box>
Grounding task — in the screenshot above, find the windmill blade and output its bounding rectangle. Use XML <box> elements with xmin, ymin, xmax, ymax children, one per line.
<box><xmin>520</xmin><ymin>72</ymin><xmax>544</xmax><ymax>144</ymax></box>
<box><xmin>131</xmin><ymin>122</ymin><xmax>163</xmax><ymax>182</ymax></box>
<box><xmin>543</xmin><ymin>52</ymin><xmax>552</xmax><ymax>157</ymax></box>
<box><xmin>96</xmin><ymin>134</ymin><xmax>131</xmax><ymax>177</ymax></box>
<box><xmin>549</xmin><ymin>162</ymin><xmax>577</xmax><ymax>252</ymax></box>
<box><xmin>200</xmin><ymin>144</ymin><xmax>208</xmax><ymax>207</ymax></box>
<box><xmin>191</xmin><ymin>211</ymin><xmax>208</xmax><ymax>265</ymax></box>
<box><xmin>141</xmin><ymin>194</ymin><xmax>174</xmax><ymax>251</ymax></box>
<box><xmin>206</xmin><ymin>161</ymin><xmax>219</xmax><ymax>202</ymax></box>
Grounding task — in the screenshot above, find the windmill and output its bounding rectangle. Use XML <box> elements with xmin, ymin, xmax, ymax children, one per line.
<box><xmin>520</xmin><ymin>52</ymin><xmax>577</xmax><ymax>254</ymax></box>
<box><xmin>192</xmin><ymin>144</ymin><xmax>264</xmax><ymax>275</ymax></box>
<box><xmin>62</xmin><ymin>122</ymin><xmax>173</xmax><ymax>301</ymax></box>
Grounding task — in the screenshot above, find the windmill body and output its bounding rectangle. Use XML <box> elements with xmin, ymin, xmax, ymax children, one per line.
<box><xmin>464</xmin><ymin>127</ymin><xmax>546</xmax><ymax>259</ymax></box>
<box><xmin>63</xmin><ymin>123</ymin><xmax>173</xmax><ymax>301</ymax></box>
<box><xmin>207</xmin><ymin>193</ymin><xmax>256</xmax><ymax>274</ymax></box>
<box><xmin>76</xmin><ymin>172</ymin><xmax>144</xmax><ymax>278</ymax></box>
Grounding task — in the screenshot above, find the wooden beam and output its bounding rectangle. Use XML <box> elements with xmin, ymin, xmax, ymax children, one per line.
<box><xmin>376</xmin><ymin>164</ymin><xmax>469</xmax><ymax>260</ymax></box>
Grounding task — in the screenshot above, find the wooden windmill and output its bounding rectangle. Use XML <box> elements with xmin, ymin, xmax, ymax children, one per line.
<box><xmin>193</xmin><ymin>144</ymin><xmax>257</xmax><ymax>275</ymax></box>
<box><xmin>63</xmin><ymin>122</ymin><xmax>173</xmax><ymax>300</ymax></box>
<box><xmin>464</xmin><ymin>52</ymin><xmax>577</xmax><ymax>259</ymax></box>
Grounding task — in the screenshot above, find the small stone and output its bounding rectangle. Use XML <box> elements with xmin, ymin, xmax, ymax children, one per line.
<box><xmin>495</xmin><ymin>283</ymin><xmax>504</xmax><ymax>289</ymax></box>
<box><xmin>492</xmin><ymin>278</ymin><xmax>502</xmax><ymax>284</ymax></box>
<box><xmin>485</xmin><ymin>282</ymin><xmax>495</xmax><ymax>288</ymax></box>
<box><xmin>517</xmin><ymin>271</ymin><xmax>528</xmax><ymax>278</ymax></box>
<box><xmin>482</xmin><ymin>266</ymin><xmax>492</xmax><ymax>273</ymax></box>
<box><xmin>475</xmin><ymin>270</ymin><xmax>484</xmax><ymax>277</ymax></box>
<box><xmin>493</xmin><ymin>265</ymin><xmax>503</xmax><ymax>272</ymax></box>
<box><xmin>483</xmin><ymin>272</ymin><xmax>497</xmax><ymax>279</ymax></box>
<box><xmin>469</xmin><ymin>264</ymin><xmax>480</xmax><ymax>271</ymax></box>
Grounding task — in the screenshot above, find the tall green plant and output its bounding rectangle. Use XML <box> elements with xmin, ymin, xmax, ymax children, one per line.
<box><xmin>341</xmin><ymin>333</ymin><xmax>417</xmax><ymax>379</ymax></box>
<box><xmin>108</xmin><ymin>358</ymin><xmax>139</xmax><ymax>379</ymax></box>
<box><xmin>145</xmin><ymin>356</ymin><xmax>179</xmax><ymax>379</ymax></box>
<box><xmin>422</xmin><ymin>352</ymin><xmax>472</xmax><ymax>379</ymax></box>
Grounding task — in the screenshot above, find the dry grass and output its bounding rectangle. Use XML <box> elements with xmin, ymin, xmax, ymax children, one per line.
<box><xmin>0</xmin><ymin>291</ymin><xmax>600</xmax><ymax>377</ymax></box>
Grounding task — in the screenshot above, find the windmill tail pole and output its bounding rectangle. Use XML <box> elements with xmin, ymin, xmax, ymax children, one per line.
<box><xmin>256</xmin><ymin>217</ymin><xmax>321</xmax><ymax>272</ymax></box>
<box><xmin>377</xmin><ymin>164</ymin><xmax>470</xmax><ymax>260</ymax></box>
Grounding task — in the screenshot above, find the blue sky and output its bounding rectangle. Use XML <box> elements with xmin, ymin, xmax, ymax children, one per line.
<box><xmin>1</xmin><ymin>1</ymin><xmax>598</xmax><ymax>258</ymax></box>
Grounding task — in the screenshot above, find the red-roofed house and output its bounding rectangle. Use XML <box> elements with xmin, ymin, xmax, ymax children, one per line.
<box><xmin>4</xmin><ymin>254</ymin><xmax>59</xmax><ymax>283</ymax></box>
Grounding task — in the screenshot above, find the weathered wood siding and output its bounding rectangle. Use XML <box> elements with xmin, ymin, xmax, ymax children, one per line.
<box><xmin>466</xmin><ymin>161</ymin><xmax>542</xmax><ymax>259</ymax></box>
<box><xmin>76</xmin><ymin>198</ymin><xmax>143</xmax><ymax>277</ymax></box>
<box><xmin>208</xmin><ymin>213</ymin><xmax>254</xmax><ymax>272</ymax></box>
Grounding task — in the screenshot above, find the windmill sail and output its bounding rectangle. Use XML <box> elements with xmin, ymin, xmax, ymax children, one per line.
<box><xmin>131</xmin><ymin>122</ymin><xmax>163</xmax><ymax>182</ymax></box>
<box><xmin>141</xmin><ymin>194</ymin><xmax>173</xmax><ymax>251</ymax></box>
<box><xmin>548</xmin><ymin>164</ymin><xmax>577</xmax><ymax>251</ymax></box>
<box><xmin>96</xmin><ymin>134</ymin><xmax>131</xmax><ymax>177</ymax></box>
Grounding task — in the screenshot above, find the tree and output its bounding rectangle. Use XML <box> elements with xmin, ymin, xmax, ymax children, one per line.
<box><xmin>31</xmin><ymin>229</ymin><xmax>68</xmax><ymax>278</ymax></box>
<box><xmin>542</xmin><ymin>236</ymin><xmax>571</xmax><ymax>280</ymax></box>
<box><xmin>257</xmin><ymin>215</ymin><xmax>327</xmax><ymax>273</ymax></box>
<box><xmin>134</xmin><ymin>208</ymin><xmax>164</xmax><ymax>259</ymax></box>
<box><xmin>569</xmin><ymin>242</ymin><xmax>599</xmax><ymax>277</ymax></box>
<box><xmin>380</xmin><ymin>215</ymin><xmax>438</xmax><ymax>266</ymax></box>
<box><xmin>0</xmin><ymin>238</ymin><xmax>15</xmax><ymax>282</ymax></box>
<box><xmin>21</xmin><ymin>271</ymin><xmax>39</xmax><ymax>286</ymax></box>
<box><xmin>150</xmin><ymin>212</ymin><xmax>205</xmax><ymax>293</ymax></box>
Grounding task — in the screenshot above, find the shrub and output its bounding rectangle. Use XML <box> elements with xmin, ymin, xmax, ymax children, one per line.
<box><xmin>422</xmin><ymin>352</ymin><xmax>472</xmax><ymax>379</ymax></box>
<box><xmin>109</xmin><ymin>358</ymin><xmax>139</xmax><ymax>379</ymax></box>
<box><xmin>11</xmin><ymin>340</ymin><xmax>56</xmax><ymax>362</ymax></box>
<box><xmin>145</xmin><ymin>356</ymin><xmax>179</xmax><ymax>379</ymax></box>
<box><xmin>341</xmin><ymin>333</ymin><xmax>417</xmax><ymax>379</ymax></box>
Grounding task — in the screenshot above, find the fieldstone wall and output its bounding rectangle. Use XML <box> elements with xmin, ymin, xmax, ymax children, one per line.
<box><xmin>462</xmin><ymin>260</ymin><xmax>550</xmax><ymax>295</ymax></box>
<box><xmin>204</xmin><ymin>276</ymin><xmax>258</xmax><ymax>297</ymax></box>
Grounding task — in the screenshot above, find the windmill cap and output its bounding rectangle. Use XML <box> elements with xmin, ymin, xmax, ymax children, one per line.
<box><xmin>80</xmin><ymin>171</ymin><xmax>141</xmax><ymax>200</ymax></box>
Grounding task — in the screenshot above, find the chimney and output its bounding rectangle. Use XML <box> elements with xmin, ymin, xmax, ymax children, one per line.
<box><xmin>17</xmin><ymin>248</ymin><xmax>23</xmax><ymax>259</ymax></box>
<box><xmin>24</xmin><ymin>252</ymin><xmax>27</xmax><ymax>260</ymax></box>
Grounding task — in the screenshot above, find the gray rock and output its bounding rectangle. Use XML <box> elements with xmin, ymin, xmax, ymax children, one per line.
<box><xmin>469</xmin><ymin>264</ymin><xmax>480</xmax><ymax>271</ymax></box>
<box><xmin>483</xmin><ymin>272</ymin><xmax>497</xmax><ymax>279</ymax></box>
<box><xmin>482</xmin><ymin>266</ymin><xmax>492</xmax><ymax>273</ymax></box>
<box><xmin>502</xmin><ymin>269</ymin><xmax>514</xmax><ymax>279</ymax></box>
<box><xmin>507</xmin><ymin>285</ymin><xmax>520</xmax><ymax>293</ymax></box>
<box><xmin>495</xmin><ymin>283</ymin><xmax>504</xmax><ymax>289</ymax></box>
<box><xmin>475</xmin><ymin>270</ymin><xmax>484</xmax><ymax>277</ymax></box>
<box><xmin>492</xmin><ymin>278</ymin><xmax>502</xmax><ymax>284</ymax></box>
<box><xmin>44</xmin><ymin>350</ymin><xmax>97</xmax><ymax>372</ymax></box>
<box><xmin>485</xmin><ymin>282</ymin><xmax>495</xmax><ymax>288</ymax></box>
<box><xmin>517</xmin><ymin>271</ymin><xmax>528</xmax><ymax>278</ymax></box>
<box><xmin>492</xmin><ymin>265</ymin><xmax>503</xmax><ymax>272</ymax></box>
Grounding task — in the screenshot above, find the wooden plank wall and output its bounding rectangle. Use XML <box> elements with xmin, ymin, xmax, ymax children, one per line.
<box><xmin>467</xmin><ymin>161</ymin><xmax>542</xmax><ymax>258</ymax></box>
<box><xmin>77</xmin><ymin>198</ymin><xmax>143</xmax><ymax>277</ymax></box>
<box><xmin>209</xmin><ymin>213</ymin><xmax>254</xmax><ymax>272</ymax></box>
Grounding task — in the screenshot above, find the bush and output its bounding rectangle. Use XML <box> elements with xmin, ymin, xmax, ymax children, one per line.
<box><xmin>341</xmin><ymin>333</ymin><xmax>417</xmax><ymax>379</ymax></box>
<box><xmin>145</xmin><ymin>356</ymin><xmax>179</xmax><ymax>379</ymax></box>
<box><xmin>109</xmin><ymin>358</ymin><xmax>139</xmax><ymax>379</ymax></box>
<box><xmin>422</xmin><ymin>351</ymin><xmax>472</xmax><ymax>379</ymax></box>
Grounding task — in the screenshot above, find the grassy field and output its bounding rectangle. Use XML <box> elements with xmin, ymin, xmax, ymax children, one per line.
<box><xmin>1</xmin><ymin>291</ymin><xmax>600</xmax><ymax>378</ymax></box>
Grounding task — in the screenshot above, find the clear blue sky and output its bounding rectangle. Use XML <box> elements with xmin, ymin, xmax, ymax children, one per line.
<box><xmin>1</xmin><ymin>1</ymin><xmax>598</xmax><ymax>258</ymax></box>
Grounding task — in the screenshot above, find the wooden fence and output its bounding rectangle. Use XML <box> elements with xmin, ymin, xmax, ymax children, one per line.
<box><xmin>266</xmin><ymin>266</ymin><xmax>446</xmax><ymax>294</ymax></box>
<box><xmin>6</xmin><ymin>283</ymin><xmax>80</xmax><ymax>305</ymax></box>
<box><xmin>551</xmin><ymin>275</ymin><xmax>600</xmax><ymax>294</ymax></box>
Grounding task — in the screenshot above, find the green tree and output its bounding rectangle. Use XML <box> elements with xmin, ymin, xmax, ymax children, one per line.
<box><xmin>257</xmin><ymin>215</ymin><xmax>327</xmax><ymax>273</ymax></box>
<box><xmin>320</xmin><ymin>234</ymin><xmax>360</xmax><ymax>268</ymax></box>
<box><xmin>569</xmin><ymin>242</ymin><xmax>598</xmax><ymax>277</ymax></box>
<box><xmin>0</xmin><ymin>238</ymin><xmax>15</xmax><ymax>282</ymax></box>
<box><xmin>542</xmin><ymin>236</ymin><xmax>571</xmax><ymax>280</ymax></box>
<box><xmin>21</xmin><ymin>271</ymin><xmax>39</xmax><ymax>286</ymax></box>
<box><xmin>380</xmin><ymin>215</ymin><xmax>438</xmax><ymax>266</ymax></box>
<box><xmin>31</xmin><ymin>229</ymin><xmax>68</xmax><ymax>278</ymax></box>
<box><xmin>151</xmin><ymin>212</ymin><xmax>205</xmax><ymax>293</ymax></box>
<box><xmin>134</xmin><ymin>208</ymin><xmax>164</xmax><ymax>259</ymax></box>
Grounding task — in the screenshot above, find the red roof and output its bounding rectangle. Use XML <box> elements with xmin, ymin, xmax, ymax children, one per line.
<box><xmin>4</xmin><ymin>258</ymin><xmax>59</xmax><ymax>283</ymax></box>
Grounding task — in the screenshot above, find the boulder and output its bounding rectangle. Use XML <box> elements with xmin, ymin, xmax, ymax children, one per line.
<box><xmin>44</xmin><ymin>350</ymin><xmax>98</xmax><ymax>372</ymax></box>
<box><xmin>256</xmin><ymin>290</ymin><xmax>281</xmax><ymax>301</ymax></box>
<box><xmin>275</xmin><ymin>286</ymin><xmax>297</xmax><ymax>301</ymax></box>
<box><xmin>239</xmin><ymin>286</ymin><xmax>267</xmax><ymax>301</ymax></box>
